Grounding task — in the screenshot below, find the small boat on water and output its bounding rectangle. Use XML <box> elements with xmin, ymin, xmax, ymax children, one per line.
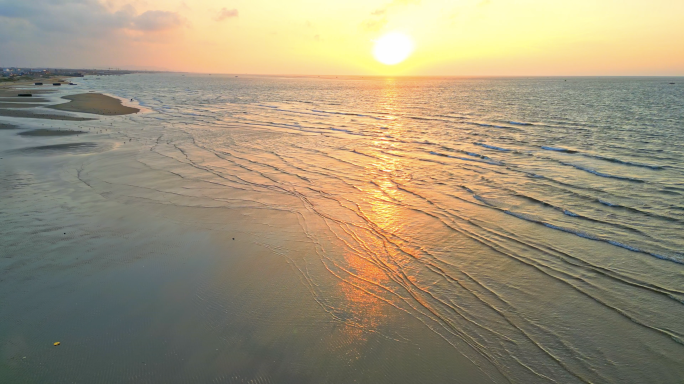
<box><xmin>18</xmin><ymin>93</ymin><xmax>32</xmax><ymax>97</ymax></box>
<box><xmin>35</xmin><ymin>82</ymin><xmax>43</xmax><ymax>85</ymax></box>
<box><xmin>53</xmin><ymin>83</ymin><xmax>61</xmax><ymax>86</ymax></box>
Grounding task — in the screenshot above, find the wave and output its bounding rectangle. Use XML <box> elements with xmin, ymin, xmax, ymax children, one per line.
<box><xmin>465</xmin><ymin>152</ymin><xmax>489</xmax><ymax>159</ymax></box>
<box><xmin>429</xmin><ymin>151</ymin><xmax>503</xmax><ymax>165</ymax></box>
<box><xmin>561</xmin><ymin>162</ymin><xmax>645</xmax><ymax>183</ymax></box>
<box><xmin>435</xmin><ymin>114</ymin><xmax>468</xmax><ymax>121</ymax></box>
<box><xmin>597</xmin><ymin>198</ymin><xmax>684</xmax><ymax>225</ymax></box>
<box><xmin>598</xmin><ymin>199</ymin><xmax>617</xmax><ymax>207</ymax></box>
<box><xmin>541</xmin><ymin>146</ymin><xmax>578</xmax><ymax>153</ymax></box>
<box><xmin>659</xmin><ymin>189</ymin><xmax>682</xmax><ymax>196</ymax></box>
<box><xmin>508</xmin><ymin>121</ymin><xmax>534</xmax><ymax>126</ymax></box>
<box><xmin>474</xmin><ymin>143</ymin><xmax>511</xmax><ymax>152</ymax></box>
<box><xmin>255</xmin><ymin>105</ymin><xmax>334</xmax><ymax>118</ymax></box>
<box><xmin>439</xmin><ymin>145</ymin><xmax>493</xmax><ymax>161</ymax></box>
<box><xmin>311</xmin><ymin>109</ymin><xmax>392</xmax><ymax>120</ymax></box>
<box><xmin>583</xmin><ymin>154</ymin><xmax>664</xmax><ymax>170</ymax></box>
<box><xmin>607</xmin><ymin>240</ymin><xmax>641</xmax><ymax>252</ymax></box>
<box><xmin>470</xmin><ymin>122</ymin><xmax>512</xmax><ymax>129</ymax></box>
<box><xmin>504</xmin><ymin>211</ymin><xmax>684</xmax><ymax>265</ymax></box>
<box><xmin>405</xmin><ymin>115</ymin><xmax>451</xmax><ymax>123</ymax></box>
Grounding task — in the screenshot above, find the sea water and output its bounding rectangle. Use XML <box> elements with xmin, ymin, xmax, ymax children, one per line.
<box><xmin>2</xmin><ymin>74</ymin><xmax>683</xmax><ymax>383</ymax></box>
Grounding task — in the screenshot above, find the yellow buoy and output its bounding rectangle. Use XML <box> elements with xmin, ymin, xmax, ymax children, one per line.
<box><xmin>53</xmin><ymin>342</ymin><xmax>60</xmax><ymax>346</ymax></box>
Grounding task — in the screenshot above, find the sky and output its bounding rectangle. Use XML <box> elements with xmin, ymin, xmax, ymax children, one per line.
<box><xmin>1</xmin><ymin>0</ymin><xmax>683</xmax><ymax>76</ymax></box>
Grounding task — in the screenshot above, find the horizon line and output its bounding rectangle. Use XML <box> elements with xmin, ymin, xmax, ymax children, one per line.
<box><xmin>3</xmin><ymin>66</ymin><xmax>683</xmax><ymax>78</ymax></box>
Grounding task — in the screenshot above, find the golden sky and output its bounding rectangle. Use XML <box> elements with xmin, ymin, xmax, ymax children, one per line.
<box><xmin>1</xmin><ymin>0</ymin><xmax>683</xmax><ymax>75</ymax></box>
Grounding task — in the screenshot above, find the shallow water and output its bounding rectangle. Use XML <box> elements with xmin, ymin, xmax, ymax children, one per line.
<box><xmin>1</xmin><ymin>74</ymin><xmax>683</xmax><ymax>383</ymax></box>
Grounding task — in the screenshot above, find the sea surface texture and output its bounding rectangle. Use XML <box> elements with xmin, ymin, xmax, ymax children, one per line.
<box><xmin>2</xmin><ymin>75</ymin><xmax>683</xmax><ymax>383</ymax></box>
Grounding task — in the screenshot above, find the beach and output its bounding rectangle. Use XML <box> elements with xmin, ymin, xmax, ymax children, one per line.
<box><xmin>1</xmin><ymin>74</ymin><xmax>683</xmax><ymax>384</ymax></box>
<box><xmin>0</xmin><ymin>78</ymin><xmax>495</xmax><ymax>383</ymax></box>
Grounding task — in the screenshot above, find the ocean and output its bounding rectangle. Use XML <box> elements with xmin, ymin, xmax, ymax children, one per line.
<box><xmin>1</xmin><ymin>74</ymin><xmax>683</xmax><ymax>383</ymax></box>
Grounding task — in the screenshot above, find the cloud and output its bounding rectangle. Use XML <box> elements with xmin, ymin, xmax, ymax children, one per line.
<box><xmin>215</xmin><ymin>7</ymin><xmax>238</xmax><ymax>21</ymax></box>
<box><xmin>361</xmin><ymin>17</ymin><xmax>388</xmax><ymax>32</ymax></box>
<box><xmin>178</xmin><ymin>2</ymin><xmax>191</xmax><ymax>12</ymax></box>
<box><xmin>0</xmin><ymin>0</ymin><xmax>188</xmax><ymax>68</ymax></box>
<box><xmin>133</xmin><ymin>10</ymin><xmax>185</xmax><ymax>31</ymax></box>
<box><xmin>370</xmin><ymin>0</ymin><xmax>420</xmax><ymax>15</ymax></box>
<box><xmin>0</xmin><ymin>0</ymin><xmax>186</xmax><ymax>37</ymax></box>
<box><xmin>390</xmin><ymin>0</ymin><xmax>420</xmax><ymax>5</ymax></box>
<box><xmin>362</xmin><ymin>0</ymin><xmax>418</xmax><ymax>33</ymax></box>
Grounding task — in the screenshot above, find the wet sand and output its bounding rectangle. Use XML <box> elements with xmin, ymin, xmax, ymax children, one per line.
<box><xmin>0</xmin><ymin>109</ymin><xmax>95</xmax><ymax>120</ymax></box>
<box><xmin>0</xmin><ymin>114</ymin><xmax>492</xmax><ymax>384</ymax></box>
<box><xmin>0</xmin><ymin>81</ymin><xmax>499</xmax><ymax>383</ymax></box>
<box><xmin>0</xmin><ymin>95</ymin><xmax>133</xmax><ymax>121</ymax></box>
<box><xmin>49</xmin><ymin>93</ymin><xmax>140</xmax><ymax>115</ymax></box>
<box><xmin>0</xmin><ymin>83</ymin><xmax>61</xmax><ymax>98</ymax></box>
<box><xmin>0</xmin><ymin>90</ymin><xmax>56</xmax><ymax>97</ymax></box>
<box><xmin>0</xmin><ymin>122</ymin><xmax>18</xmax><ymax>129</ymax></box>
<box><xmin>0</xmin><ymin>98</ymin><xmax>51</xmax><ymax>103</ymax></box>
<box><xmin>3</xmin><ymin>76</ymin><xmax>682</xmax><ymax>383</ymax></box>
<box><xmin>12</xmin><ymin>142</ymin><xmax>101</xmax><ymax>154</ymax></box>
<box><xmin>1</xmin><ymin>80</ymin><xmax>137</xmax><ymax>118</ymax></box>
<box><xmin>0</xmin><ymin>103</ymin><xmax>43</xmax><ymax>109</ymax></box>
<box><xmin>18</xmin><ymin>129</ymin><xmax>86</xmax><ymax>137</ymax></box>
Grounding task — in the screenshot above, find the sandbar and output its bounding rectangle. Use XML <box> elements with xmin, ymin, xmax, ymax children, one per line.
<box><xmin>0</xmin><ymin>122</ymin><xmax>18</xmax><ymax>129</ymax></box>
<box><xmin>11</xmin><ymin>142</ymin><xmax>103</xmax><ymax>156</ymax></box>
<box><xmin>48</xmin><ymin>93</ymin><xmax>140</xmax><ymax>115</ymax></box>
<box><xmin>0</xmin><ymin>89</ymin><xmax>57</xmax><ymax>97</ymax></box>
<box><xmin>0</xmin><ymin>97</ymin><xmax>51</xmax><ymax>103</ymax></box>
<box><xmin>18</xmin><ymin>129</ymin><xmax>86</xmax><ymax>137</ymax></box>
<box><xmin>0</xmin><ymin>103</ymin><xmax>43</xmax><ymax>109</ymax></box>
<box><xmin>0</xmin><ymin>109</ymin><xmax>95</xmax><ymax>121</ymax></box>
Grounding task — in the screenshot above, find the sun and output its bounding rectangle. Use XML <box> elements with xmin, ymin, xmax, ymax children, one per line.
<box><xmin>373</xmin><ymin>32</ymin><xmax>414</xmax><ymax>65</ymax></box>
